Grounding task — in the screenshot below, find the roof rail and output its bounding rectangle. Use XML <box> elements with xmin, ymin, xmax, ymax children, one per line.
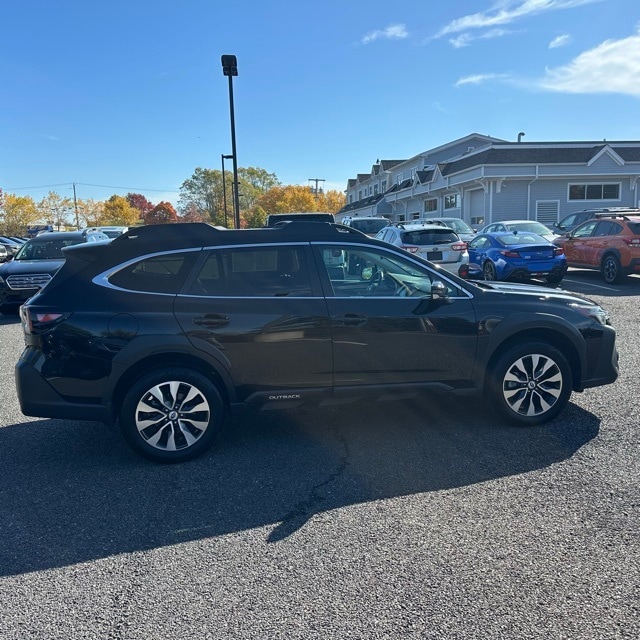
<box><xmin>273</xmin><ymin>221</ymin><xmax>367</xmax><ymax>237</ymax></box>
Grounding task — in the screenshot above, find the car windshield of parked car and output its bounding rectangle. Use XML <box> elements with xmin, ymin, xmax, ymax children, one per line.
<box><xmin>497</xmin><ymin>233</ymin><xmax>547</xmax><ymax>246</ymax></box>
<box><xmin>400</xmin><ymin>229</ymin><xmax>459</xmax><ymax>245</ymax></box>
<box><xmin>15</xmin><ymin>238</ymin><xmax>84</xmax><ymax>260</ymax></box>
<box><xmin>443</xmin><ymin>219</ymin><xmax>474</xmax><ymax>234</ymax></box>
<box><xmin>508</xmin><ymin>222</ymin><xmax>552</xmax><ymax>234</ymax></box>
<box><xmin>350</xmin><ymin>219</ymin><xmax>389</xmax><ymax>235</ymax></box>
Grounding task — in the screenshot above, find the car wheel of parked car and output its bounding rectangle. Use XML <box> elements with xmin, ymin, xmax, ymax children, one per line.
<box><xmin>483</xmin><ymin>261</ymin><xmax>497</xmax><ymax>281</ymax></box>
<box><xmin>0</xmin><ymin>304</ymin><xmax>20</xmax><ymax>315</ymax></box>
<box><xmin>488</xmin><ymin>342</ymin><xmax>572</xmax><ymax>426</ymax></box>
<box><xmin>545</xmin><ymin>274</ymin><xmax>563</xmax><ymax>285</ymax></box>
<box><xmin>601</xmin><ymin>254</ymin><xmax>624</xmax><ymax>284</ymax></box>
<box><xmin>119</xmin><ymin>368</ymin><xmax>224</xmax><ymax>463</ymax></box>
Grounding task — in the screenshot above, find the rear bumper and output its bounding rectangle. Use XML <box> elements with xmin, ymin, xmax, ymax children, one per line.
<box><xmin>15</xmin><ymin>353</ymin><xmax>114</xmax><ymax>424</ymax></box>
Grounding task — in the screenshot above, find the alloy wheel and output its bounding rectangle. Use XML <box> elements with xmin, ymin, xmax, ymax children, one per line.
<box><xmin>502</xmin><ymin>353</ymin><xmax>563</xmax><ymax>417</ymax></box>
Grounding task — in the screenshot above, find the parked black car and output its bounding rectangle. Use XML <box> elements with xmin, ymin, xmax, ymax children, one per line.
<box><xmin>0</xmin><ymin>230</ymin><xmax>109</xmax><ymax>314</ymax></box>
<box><xmin>16</xmin><ymin>222</ymin><xmax>618</xmax><ymax>462</ymax></box>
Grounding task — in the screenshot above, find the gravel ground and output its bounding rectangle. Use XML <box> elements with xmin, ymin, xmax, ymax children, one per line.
<box><xmin>0</xmin><ymin>275</ymin><xmax>638</xmax><ymax>639</ymax></box>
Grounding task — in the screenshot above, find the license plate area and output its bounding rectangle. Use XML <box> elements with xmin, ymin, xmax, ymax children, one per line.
<box><xmin>426</xmin><ymin>251</ymin><xmax>443</xmax><ymax>261</ymax></box>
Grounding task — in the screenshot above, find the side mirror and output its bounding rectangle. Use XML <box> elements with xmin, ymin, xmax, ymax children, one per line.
<box><xmin>431</xmin><ymin>280</ymin><xmax>448</xmax><ymax>300</ymax></box>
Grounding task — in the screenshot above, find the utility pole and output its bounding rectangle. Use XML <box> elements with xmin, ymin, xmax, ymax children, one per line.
<box><xmin>308</xmin><ymin>178</ymin><xmax>325</xmax><ymax>200</ymax></box>
<box><xmin>72</xmin><ymin>183</ymin><xmax>79</xmax><ymax>229</ymax></box>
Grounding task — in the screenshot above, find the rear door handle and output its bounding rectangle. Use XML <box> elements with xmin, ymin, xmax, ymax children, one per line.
<box><xmin>334</xmin><ymin>314</ymin><xmax>367</xmax><ymax>326</ymax></box>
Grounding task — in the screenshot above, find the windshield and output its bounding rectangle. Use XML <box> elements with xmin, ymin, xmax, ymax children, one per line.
<box><xmin>508</xmin><ymin>222</ymin><xmax>552</xmax><ymax>234</ymax></box>
<box><xmin>351</xmin><ymin>219</ymin><xmax>389</xmax><ymax>234</ymax></box>
<box><xmin>15</xmin><ymin>238</ymin><xmax>84</xmax><ymax>260</ymax></box>
<box><xmin>443</xmin><ymin>219</ymin><xmax>474</xmax><ymax>234</ymax></box>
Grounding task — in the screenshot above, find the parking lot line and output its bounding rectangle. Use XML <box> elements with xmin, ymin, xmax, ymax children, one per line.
<box><xmin>562</xmin><ymin>278</ymin><xmax>619</xmax><ymax>292</ymax></box>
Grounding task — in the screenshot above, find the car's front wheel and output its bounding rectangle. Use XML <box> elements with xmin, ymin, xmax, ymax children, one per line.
<box><xmin>119</xmin><ymin>368</ymin><xmax>224</xmax><ymax>463</ymax></box>
<box><xmin>487</xmin><ymin>342</ymin><xmax>572</xmax><ymax>426</ymax></box>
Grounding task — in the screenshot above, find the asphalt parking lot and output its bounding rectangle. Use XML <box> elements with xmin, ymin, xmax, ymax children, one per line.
<box><xmin>0</xmin><ymin>270</ymin><xmax>638</xmax><ymax>639</ymax></box>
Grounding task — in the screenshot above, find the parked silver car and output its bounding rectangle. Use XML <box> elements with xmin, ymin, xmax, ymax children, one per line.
<box><xmin>375</xmin><ymin>222</ymin><xmax>469</xmax><ymax>273</ymax></box>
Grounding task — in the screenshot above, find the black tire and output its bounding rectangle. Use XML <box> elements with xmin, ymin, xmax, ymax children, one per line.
<box><xmin>483</xmin><ymin>261</ymin><xmax>497</xmax><ymax>281</ymax></box>
<box><xmin>0</xmin><ymin>304</ymin><xmax>20</xmax><ymax>315</ymax></box>
<box><xmin>119</xmin><ymin>368</ymin><xmax>224</xmax><ymax>463</ymax></box>
<box><xmin>487</xmin><ymin>342</ymin><xmax>572</xmax><ymax>426</ymax></box>
<box><xmin>545</xmin><ymin>274</ymin><xmax>563</xmax><ymax>285</ymax></box>
<box><xmin>601</xmin><ymin>254</ymin><xmax>624</xmax><ymax>284</ymax></box>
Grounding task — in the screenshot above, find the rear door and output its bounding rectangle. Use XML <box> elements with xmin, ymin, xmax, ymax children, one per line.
<box><xmin>174</xmin><ymin>243</ymin><xmax>333</xmax><ymax>400</ymax></box>
<box><xmin>587</xmin><ymin>220</ymin><xmax>621</xmax><ymax>267</ymax></box>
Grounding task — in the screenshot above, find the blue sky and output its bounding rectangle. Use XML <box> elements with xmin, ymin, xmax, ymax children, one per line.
<box><xmin>2</xmin><ymin>0</ymin><xmax>639</xmax><ymax>207</ymax></box>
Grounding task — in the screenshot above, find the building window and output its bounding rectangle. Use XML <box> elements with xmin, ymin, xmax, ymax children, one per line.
<box><xmin>358</xmin><ymin>190</ymin><xmax>362</xmax><ymax>200</ymax></box>
<box><xmin>381</xmin><ymin>180</ymin><xmax>387</xmax><ymax>192</ymax></box>
<box><xmin>444</xmin><ymin>194</ymin><xmax>460</xmax><ymax>209</ymax></box>
<box><xmin>349</xmin><ymin>195</ymin><xmax>353</xmax><ymax>204</ymax></box>
<box><xmin>412</xmin><ymin>212</ymin><xmax>420</xmax><ymax>220</ymax></box>
<box><xmin>568</xmin><ymin>183</ymin><xmax>620</xmax><ymax>201</ymax></box>
<box><xmin>424</xmin><ymin>199</ymin><xmax>437</xmax><ymax>212</ymax></box>
<box><xmin>374</xmin><ymin>184</ymin><xmax>379</xmax><ymax>196</ymax></box>
<box><xmin>397</xmin><ymin>173</ymin><xmax>403</xmax><ymax>184</ymax></box>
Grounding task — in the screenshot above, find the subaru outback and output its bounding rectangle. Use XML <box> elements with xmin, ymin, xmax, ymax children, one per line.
<box><xmin>16</xmin><ymin>222</ymin><xmax>618</xmax><ymax>462</ymax></box>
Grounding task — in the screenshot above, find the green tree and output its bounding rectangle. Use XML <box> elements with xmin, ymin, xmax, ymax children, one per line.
<box><xmin>242</xmin><ymin>205</ymin><xmax>267</xmax><ymax>229</ymax></box>
<box><xmin>178</xmin><ymin>168</ymin><xmax>225</xmax><ymax>225</ymax></box>
<box><xmin>38</xmin><ymin>191</ymin><xmax>74</xmax><ymax>230</ymax></box>
<box><xmin>103</xmin><ymin>195</ymin><xmax>141</xmax><ymax>226</ymax></box>
<box><xmin>0</xmin><ymin>193</ymin><xmax>40</xmax><ymax>235</ymax></box>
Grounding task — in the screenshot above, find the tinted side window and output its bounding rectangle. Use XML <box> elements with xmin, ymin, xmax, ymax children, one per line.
<box><xmin>594</xmin><ymin>221</ymin><xmax>621</xmax><ymax>236</ymax></box>
<box><xmin>188</xmin><ymin>246</ymin><xmax>312</xmax><ymax>297</ymax></box>
<box><xmin>109</xmin><ymin>252</ymin><xmax>198</xmax><ymax>293</ymax></box>
<box><xmin>572</xmin><ymin>220</ymin><xmax>598</xmax><ymax>238</ymax></box>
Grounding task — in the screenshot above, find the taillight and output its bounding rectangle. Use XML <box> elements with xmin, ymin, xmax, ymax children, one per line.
<box><xmin>554</xmin><ymin>247</ymin><xmax>564</xmax><ymax>256</ymax></box>
<box><xmin>452</xmin><ymin>242</ymin><xmax>467</xmax><ymax>251</ymax></box>
<box><xmin>21</xmin><ymin>307</ymin><xmax>69</xmax><ymax>334</ymax></box>
<box><xmin>500</xmin><ymin>250</ymin><xmax>521</xmax><ymax>258</ymax></box>
<box><xmin>401</xmin><ymin>245</ymin><xmax>419</xmax><ymax>253</ymax></box>
<box><xmin>624</xmin><ymin>237</ymin><xmax>640</xmax><ymax>246</ymax></box>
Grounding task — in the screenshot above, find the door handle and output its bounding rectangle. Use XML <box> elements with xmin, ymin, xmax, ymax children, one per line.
<box><xmin>334</xmin><ymin>314</ymin><xmax>367</xmax><ymax>326</ymax></box>
<box><xmin>193</xmin><ymin>314</ymin><xmax>230</xmax><ymax>327</ymax></box>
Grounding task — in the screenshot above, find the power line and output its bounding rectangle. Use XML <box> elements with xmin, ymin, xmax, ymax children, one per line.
<box><xmin>5</xmin><ymin>182</ymin><xmax>179</xmax><ymax>194</ymax></box>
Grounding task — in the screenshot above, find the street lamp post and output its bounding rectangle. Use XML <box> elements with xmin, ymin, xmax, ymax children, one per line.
<box><xmin>221</xmin><ymin>153</ymin><xmax>233</xmax><ymax>228</ymax></box>
<box><xmin>221</xmin><ymin>54</ymin><xmax>240</xmax><ymax>229</ymax></box>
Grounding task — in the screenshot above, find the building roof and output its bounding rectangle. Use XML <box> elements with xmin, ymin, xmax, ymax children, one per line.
<box><xmin>337</xmin><ymin>194</ymin><xmax>385</xmax><ymax>214</ymax></box>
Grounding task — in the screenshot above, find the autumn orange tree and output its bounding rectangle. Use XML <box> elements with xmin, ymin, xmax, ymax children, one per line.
<box><xmin>103</xmin><ymin>195</ymin><xmax>142</xmax><ymax>226</ymax></box>
<box><xmin>145</xmin><ymin>201</ymin><xmax>178</xmax><ymax>224</ymax></box>
<box><xmin>255</xmin><ymin>185</ymin><xmax>345</xmax><ymax>216</ymax></box>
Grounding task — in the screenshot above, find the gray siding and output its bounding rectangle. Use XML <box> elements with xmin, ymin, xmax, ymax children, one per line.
<box><xmin>491</xmin><ymin>180</ymin><xmax>530</xmax><ymax>221</ymax></box>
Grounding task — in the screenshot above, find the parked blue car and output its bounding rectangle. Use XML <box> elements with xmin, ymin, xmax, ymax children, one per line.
<box><xmin>462</xmin><ymin>231</ymin><xmax>567</xmax><ymax>284</ymax></box>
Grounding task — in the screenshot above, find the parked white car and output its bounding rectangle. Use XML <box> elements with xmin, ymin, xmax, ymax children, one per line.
<box><xmin>480</xmin><ymin>220</ymin><xmax>558</xmax><ymax>242</ymax></box>
<box><xmin>375</xmin><ymin>222</ymin><xmax>469</xmax><ymax>273</ymax></box>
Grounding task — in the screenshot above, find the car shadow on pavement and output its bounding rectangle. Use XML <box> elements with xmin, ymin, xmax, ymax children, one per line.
<box><xmin>0</xmin><ymin>394</ymin><xmax>599</xmax><ymax>576</ymax></box>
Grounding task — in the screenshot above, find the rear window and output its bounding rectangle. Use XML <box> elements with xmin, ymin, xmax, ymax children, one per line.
<box><xmin>109</xmin><ymin>252</ymin><xmax>198</xmax><ymax>294</ymax></box>
<box><xmin>497</xmin><ymin>233</ymin><xmax>545</xmax><ymax>246</ymax></box>
<box><xmin>350</xmin><ymin>219</ymin><xmax>389</xmax><ymax>235</ymax></box>
<box><xmin>628</xmin><ymin>222</ymin><xmax>640</xmax><ymax>235</ymax></box>
<box><xmin>400</xmin><ymin>229</ymin><xmax>459</xmax><ymax>245</ymax></box>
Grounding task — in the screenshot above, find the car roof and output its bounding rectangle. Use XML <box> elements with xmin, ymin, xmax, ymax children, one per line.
<box><xmin>29</xmin><ymin>230</ymin><xmax>105</xmax><ymax>241</ymax></box>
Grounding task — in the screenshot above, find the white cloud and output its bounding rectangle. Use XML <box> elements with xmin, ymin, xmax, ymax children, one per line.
<box><xmin>449</xmin><ymin>28</ymin><xmax>512</xmax><ymax>48</ymax></box>
<box><xmin>548</xmin><ymin>33</ymin><xmax>571</xmax><ymax>48</ymax></box>
<box><xmin>435</xmin><ymin>0</ymin><xmax>601</xmax><ymax>38</ymax></box>
<box><xmin>361</xmin><ymin>23</ymin><xmax>408</xmax><ymax>45</ymax></box>
<box><xmin>455</xmin><ymin>73</ymin><xmax>509</xmax><ymax>87</ymax></box>
<box><xmin>539</xmin><ymin>28</ymin><xmax>640</xmax><ymax>96</ymax></box>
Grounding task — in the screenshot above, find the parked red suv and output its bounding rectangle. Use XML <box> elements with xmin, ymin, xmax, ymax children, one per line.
<box><xmin>557</xmin><ymin>213</ymin><xmax>640</xmax><ymax>283</ymax></box>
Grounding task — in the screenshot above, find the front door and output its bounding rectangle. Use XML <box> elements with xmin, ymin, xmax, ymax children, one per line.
<box><xmin>313</xmin><ymin>243</ymin><xmax>478</xmax><ymax>387</ymax></box>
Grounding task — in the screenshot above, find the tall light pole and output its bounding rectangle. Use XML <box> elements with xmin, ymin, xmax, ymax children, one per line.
<box><xmin>221</xmin><ymin>154</ymin><xmax>233</xmax><ymax>228</ymax></box>
<box><xmin>221</xmin><ymin>54</ymin><xmax>240</xmax><ymax>229</ymax></box>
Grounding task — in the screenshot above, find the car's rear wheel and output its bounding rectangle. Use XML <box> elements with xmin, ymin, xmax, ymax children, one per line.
<box><xmin>483</xmin><ymin>261</ymin><xmax>497</xmax><ymax>281</ymax></box>
<box><xmin>487</xmin><ymin>342</ymin><xmax>572</xmax><ymax>426</ymax></box>
<box><xmin>601</xmin><ymin>254</ymin><xmax>624</xmax><ymax>284</ymax></box>
<box><xmin>119</xmin><ymin>368</ymin><xmax>224</xmax><ymax>463</ymax></box>
<box><xmin>0</xmin><ymin>304</ymin><xmax>20</xmax><ymax>315</ymax></box>
<box><xmin>545</xmin><ymin>274</ymin><xmax>563</xmax><ymax>285</ymax></box>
